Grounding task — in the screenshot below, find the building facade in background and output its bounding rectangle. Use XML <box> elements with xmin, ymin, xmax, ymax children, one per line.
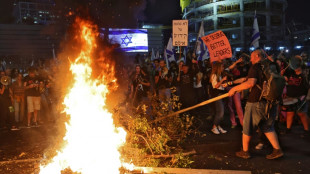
<box><xmin>13</xmin><ymin>0</ymin><xmax>57</xmax><ymax>25</ymax></box>
<box><xmin>183</xmin><ymin>0</ymin><xmax>287</xmax><ymax>51</ymax></box>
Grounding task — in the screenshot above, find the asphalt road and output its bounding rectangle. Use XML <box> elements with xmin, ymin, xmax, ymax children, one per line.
<box><xmin>0</xmin><ymin>115</ymin><xmax>309</xmax><ymax>174</ymax></box>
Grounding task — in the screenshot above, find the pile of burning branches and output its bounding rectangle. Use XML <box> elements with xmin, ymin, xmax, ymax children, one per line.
<box><xmin>113</xmin><ymin>88</ymin><xmax>201</xmax><ymax>168</ymax></box>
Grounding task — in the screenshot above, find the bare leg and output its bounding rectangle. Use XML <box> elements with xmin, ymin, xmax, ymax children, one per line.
<box><xmin>27</xmin><ymin>112</ymin><xmax>32</xmax><ymax>125</ymax></box>
<box><xmin>33</xmin><ymin>110</ymin><xmax>38</xmax><ymax>123</ymax></box>
<box><xmin>242</xmin><ymin>134</ymin><xmax>251</xmax><ymax>151</ymax></box>
<box><xmin>264</xmin><ymin>131</ymin><xmax>281</xmax><ymax>149</ymax></box>
<box><xmin>297</xmin><ymin>112</ymin><xmax>309</xmax><ymax>131</ymax></box>
<box><xmin>286</xmin><ymin>111</ymin><xmax>295</xmax><ymax>129</ymax></box>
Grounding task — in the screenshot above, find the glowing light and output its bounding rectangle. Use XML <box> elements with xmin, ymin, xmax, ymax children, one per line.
<box><xmin>264</xmin><ymin>47</ymin><xmax>271</xmax><ymax>51</ymax></box>
<box><xmin>278</xmin><ymin>46</ymin><xmax>285</xmax><ymax>50</ymax></box>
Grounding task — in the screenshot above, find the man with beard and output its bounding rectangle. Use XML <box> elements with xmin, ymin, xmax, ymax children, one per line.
<box><xmin>228</xmin><ymin>50</ymin><xmax>283</xmax><ymax>159</ymax></box>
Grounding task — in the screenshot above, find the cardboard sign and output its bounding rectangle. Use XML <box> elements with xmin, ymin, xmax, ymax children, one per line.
<box><xmin>172</xmin><ymin>20</ymin><xmax>188</xmax><ymax>46</ymax></box>
<box><xmin>201</xmin><ymin>30</ymin><xmax>232</xmax><ymax>62</ymax></box>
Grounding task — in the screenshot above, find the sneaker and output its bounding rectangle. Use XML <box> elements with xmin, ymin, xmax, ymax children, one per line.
<box><xmin>231</xmin><ymin>125</ymin><xmax>237</xmax><ymax>129</ymax></box>
<box><xmin>218</xmin><ymin>126</ymin><xmax>227</xmax><ymax>134</ymax></box>
<box><xmin>26</xmin><ymin>124</ymin><xmax>31</xmax><ymax>128</ymax></box>
<box><xmin>266</xmin><ymin>149</ymin><xmax>284</xmax><ymax>159</ymax></box>
<box><xmin>211</xmin><ymin>127</ymin><xmax>220</xmax><ymax>134</ymax></box>
<box><xmin>32</xmin><ymin>122</ymin><xmax>39</xmax><ymax>127</ymax></box>
<box><xmin>255</xmin><ymin>143</ymin><xmax>264</xmax><ymax>150</ymax></box>
<box><xmin>10</xmin><ymin>126</ymin><xmax>20</xmax><ymax>131</ymax></box>
<box><xmin>236</xmin><ymin>150</ymin><xmax>251</xmax><ymax>159</ymax></box>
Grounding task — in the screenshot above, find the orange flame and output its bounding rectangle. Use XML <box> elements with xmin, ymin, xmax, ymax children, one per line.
<box><xmin>39</xmin><ymin>18</ymin><xmax>128</xmax><ymax>174</ymax></box>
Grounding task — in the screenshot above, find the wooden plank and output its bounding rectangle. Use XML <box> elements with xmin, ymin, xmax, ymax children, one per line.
<box><xmin>133</xmin><ymin>167</ymin><xmax>251</xmax><ymax>174</ymax></box>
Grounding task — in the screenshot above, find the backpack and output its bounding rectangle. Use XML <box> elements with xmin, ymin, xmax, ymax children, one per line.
<box><xmin>257</xmin><ymin>59</ymin><xmax>286</xmax><ymax>104</ymax></box>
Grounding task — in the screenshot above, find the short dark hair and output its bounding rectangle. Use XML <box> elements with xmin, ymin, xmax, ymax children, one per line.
<box><xmin>28</xmin><ymin>67</ymin><xmax>36</xmax><ymax>73</ymax></box>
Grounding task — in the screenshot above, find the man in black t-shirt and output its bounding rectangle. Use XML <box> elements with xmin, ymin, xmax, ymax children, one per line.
<box><xmin>24</xmin><ymin>67</ymin><xmax>42</xmax><ymax>127</ymax></box>
<box><xmin>283</xmin><ymin>63</ymin><xmax>309</xmax><ymax>133</ymax></box>
<box><xmin>177</xmin><ymin>64</ymin><xmax>195</xmax><ymax>108</ymax></box>
<box><xmin>228</xmin><ymin>50</ymin><xmax>283</xmax><ymax>160</ymax></box>
<box><xmin>155</xmin><ymin>60</ymin><xmax>171</xmax><ymax>103</ymax></box>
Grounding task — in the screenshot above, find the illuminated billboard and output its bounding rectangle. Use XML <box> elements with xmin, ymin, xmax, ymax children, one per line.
<box><xmin>100</xmin><ymin>28</ymin><xmax>148</xmax><ymax>52</ymax></box>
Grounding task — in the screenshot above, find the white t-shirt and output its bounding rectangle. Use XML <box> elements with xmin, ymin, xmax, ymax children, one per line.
<box><xmin>194</xmin><ymin>72</ymin><xmax>203</xmax><ymax>88</ymax></box>
<box><xmin>211</xmin><ymin>74</ymin><xmax>224</xmax><ymax>90</ymax></box>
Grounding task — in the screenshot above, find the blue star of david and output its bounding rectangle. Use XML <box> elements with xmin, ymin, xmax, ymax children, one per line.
<box><xmin>121</xmin><ymin>35</ymin><xmax>132</xmax><ymax>46</ymax></box>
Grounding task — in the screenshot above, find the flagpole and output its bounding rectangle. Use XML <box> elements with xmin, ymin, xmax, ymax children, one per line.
<box><xmin>179</xmin><ymin>46</ymin><xmax>182</xmax><ymax>61</ymax></box>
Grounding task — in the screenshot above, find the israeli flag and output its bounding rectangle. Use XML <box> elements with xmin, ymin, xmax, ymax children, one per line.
<box><xmin>251</xmin><ymin>12</ymin><xmax>260</xmax><ymax>48</ymax></box>
<box><xmin>151</xmin><ymin>48</ymin><xmax>156</xmax><ymax>61</ymax></box>
<box><xmin>156</xmin><ymin>50</ymin><xmax>160</xmax><ymax>59</ymax></box>
<box><xmin>196</xmin><ymin>21</ymin><xmax>209</xmax><ymax>61</ymax></box>
<box><xmin>183</xmin><ymin>46</ymin><xmax>187</xmax><ymax>64</ymax></box>
<box><xmin>166</xmin><ymin>37</ymin><xmax>176</xmax><ymax>62</ymax></box>
<box><xmin>163</xmin><ymin>47</ymin><xmax>170</xmax><ymax>69</ymax></box>
<box><xmin>100</xmin><ymin>28</ymin><xmax>148</xmax><ymax>52</ymax></box>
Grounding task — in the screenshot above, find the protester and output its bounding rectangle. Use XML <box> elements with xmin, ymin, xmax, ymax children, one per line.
<box><xmin>0</xmin><ymin>73</ymin><xmax>17</xmax><ymax>130</ymax></box>
<box><xmin>282</xmin><ymin>55</ymin><xmax>309</xmax><ymax>134</ymax></box>
<box><xmin>24</xmin><ymin>67</ymin><xmax>42</xmax><ymax>127</ymax></box>
<box><xmin>155</xmin><ymin>60</ymin><xmax>171</xmax><ymax>103</ymax></box>
<box><xmin>229</xmin><ymin>50</ymin><xmax>283</xmax><ymax>159</ymax></box>
<box><xmin>130</xmin><ymin>65</ymin><xmax>150</xmax><ymax>107</ymax></box>
<box><xmin>226</xmin><ymin>58</ymin><xmax>245</xmax><ymax>128</ymax></box>
<box><xmin>177</xmin><ymin>64</ymin><xmax>195</xmax><ymax>109</ymax></box>
<box><xmin>209</xmin><ymin>61</ymin><xmax>227</xmax><ymax>134</ymax></box>
<box><xmin>193</xmin><ymin>63</ymin><xmax>204</xmax><ymax>104</ymax></box>
<box><xmin>12</xmin><ymin>73</ymin><xmax>25</xmax><ymax>126</ymax></box>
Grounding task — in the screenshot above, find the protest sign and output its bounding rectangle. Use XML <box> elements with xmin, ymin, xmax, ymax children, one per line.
<box><xmin>201</xmin><ymin>30</ymin><xmax>232</xmax><ymax>62</ymax></box>
<box><xmin>172</xmin><ymin>20</ymin><xmax>188</xmax><ymax>46</ymax></box>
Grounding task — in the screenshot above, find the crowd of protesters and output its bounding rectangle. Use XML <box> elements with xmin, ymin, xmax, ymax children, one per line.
<box><xmin>1</xmin><ymin>48</ymin><xmax>310</xmax><ymax>160</ymax></box>
<box><xmin>0</xmin><ymin>60</ymin><xmax>58</xmax><ymax>130</ymax></box>
<box><xmin>125</xmin><ymin>49</ymin><xmax>310</xmax><ymax>159</ymax></box>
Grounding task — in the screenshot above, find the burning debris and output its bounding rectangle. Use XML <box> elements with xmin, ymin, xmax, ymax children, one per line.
<box><xmin>39</xmin><ymin>18</ymin><xmax>129</xmax><ymax>174</ymax></box>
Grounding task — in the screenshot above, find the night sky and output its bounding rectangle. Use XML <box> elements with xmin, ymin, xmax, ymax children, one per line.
<box><xmin>0</xmin><ymin>0</ymin><xmax>309</xmax><ymax>26</ymax></box>
<box><xmin>286</xmin><ymin>0</ymin><xmax>310</xmax><ymax>25</ymax></box>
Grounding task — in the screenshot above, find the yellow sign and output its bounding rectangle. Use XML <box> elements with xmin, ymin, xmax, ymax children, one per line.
<box><xmin>180</xmin><ymin>0</ymin><xmax>190</xmax><ymax>12</ymax></box>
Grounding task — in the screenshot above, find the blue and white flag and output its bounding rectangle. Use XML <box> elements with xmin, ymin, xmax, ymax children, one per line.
<box><xmin>251</xmin><ymin>12</ymin><xmax>260</xmax><ymax>48</ymax></box>
<box><xmin>151</xmin><ymin>48</ymin><xmax>156</xmax><ymax>61</ymax></box>
<box><xmin>196</xmin><ymin>21</ymin><xmax>209</xmax><ymax>61</ymax></box>
<box><xmin>156</xmin><ymin>50</ymin><xmax>160</xmax><ymax>59</ymax></box>
<box><xmin>183</xmin><ymin>46</ymin><xmax>187</xmax><ymax>64</ymax></box>
<box><xmin>166</xmin><ymin>37</ymin><xmax>176</xmax><ymax>62</ymax></box>
<box><xmin>100</xmin><ymin>28</ymin><xmax>148</xmax><ymax>52</ymax></box>
<box><xmin>163</xmin><ymin>47</ymin><xmax>170</xmax><ymax>69</ymax></box>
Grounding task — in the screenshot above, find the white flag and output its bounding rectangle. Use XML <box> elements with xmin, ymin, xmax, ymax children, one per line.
<box><xmin>251</xmin><ymin>12</ymin><xmax>260</xmax><ymax>48</ymax></box>
<box><xmin>166</xmin><ymin>37</ymin><xmax>175</xmax><ymax>62</ymax></box>
<box><xmin>156</xmin><ymin>50</ymin><xmax>160</xmax><ymax>59</ymax></box>
<box><xmin>163</xmin><ymin>47</ymin><xmax>169</xmax><ymax>69</ymax></box>
<box><xmin>196</xmin><ymin>21</ymin><xmax>209</xmax><ymax>61</ymax></box>
<box><xmin>151</xmin><ymin>48</ymin><xmax>156</xmax><ymax>61</ymax></box>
